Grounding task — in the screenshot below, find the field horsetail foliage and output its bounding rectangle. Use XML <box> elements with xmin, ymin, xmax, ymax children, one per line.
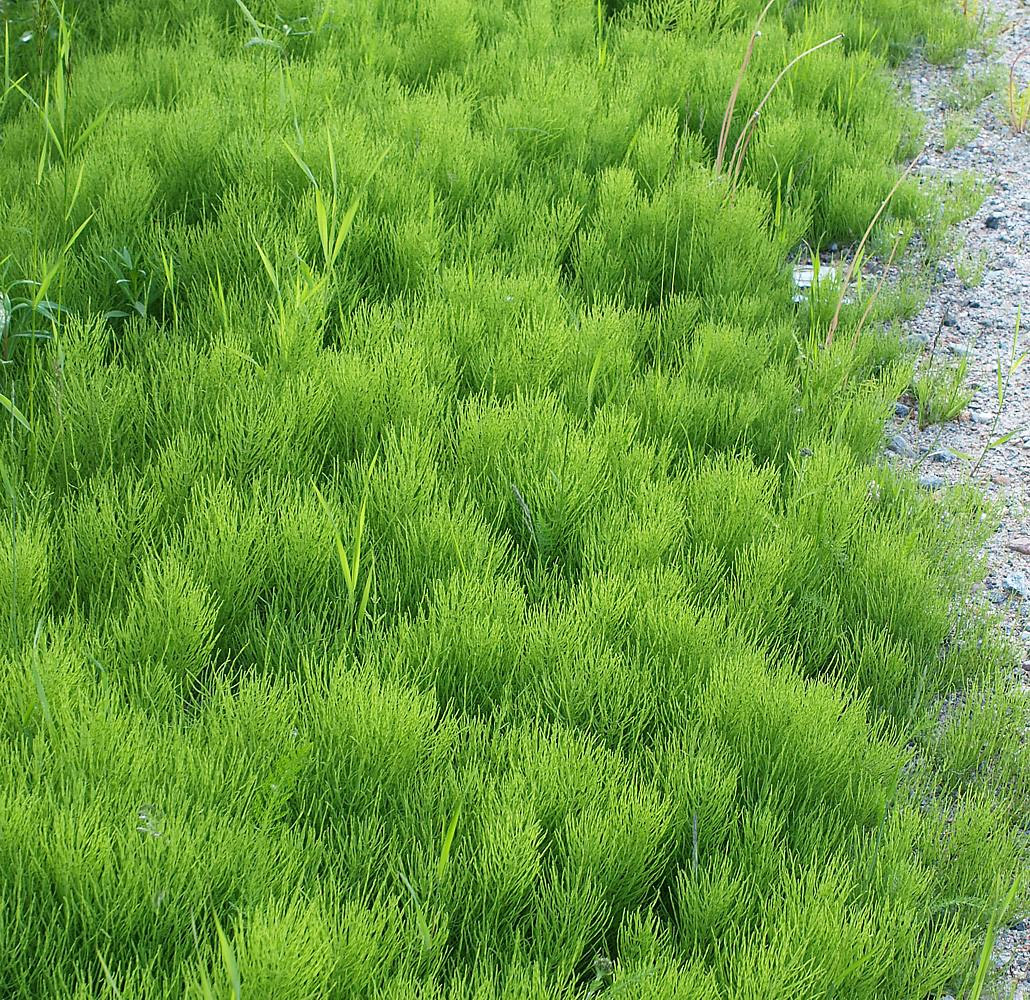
<box><xmin>0</xmin><ymin>0</ymin><xmax>1027</xmax><ymax>997</ymax></box>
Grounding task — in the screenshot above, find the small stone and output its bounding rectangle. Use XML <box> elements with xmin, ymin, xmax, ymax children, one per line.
<box><xmin>988</xmin><ymin>589</ymin><xmax>1007</xmax><ymax>604</ymax></box>
<box><xmin>904</xmin><ymin>333</ymin><xmax>931</xmax><ymax>350</ymax></box>
<box><xmin>828</xmin><ymin>243</ymin><xmax>839</xmax><ymax>253</ymax></box>
<box><xmin>1007</xmin><ymin>539</ymin><xmax>1030</xmax><ymax>555</ymax></box>
<box><xmin>972</xmin><ymin>411</ymin><xmax>993</xmax><ymax>424</ymax></box>
<box><xmin>929</xmin><ymin>449</ymin><xmax>957</xmax><ymax>464</ymax></box>
<box><xmin>1004</xmin><ymin>572</ymin><xmax>1030</xmax><ymax>598</ymax></box>
<box><xmin>1011</xmin><ymin>919</ymin><xmax>1028</xmax><ymax>933</ymax></box>
<box><xmin>946</xmin><ymin>342</ymin><xmax>969</xmax><ymax>357</ymax></box>
<box><xmin>942</xmin><ymin>311</ymin><xmax>958</xmax><ymax>328</ymax></box>
<box><xmin>887</xmin><ymin>435</ymin><xmax>913</xmax><ymax>457</ymax></box>
<box><xmin>895</xmin><ymin>402</ymin><xmax>911</xmax><ymax>418</ymax></box>
<box><xmin>919</xmin><ymin>474</ymin><xmax>946</xmax><ymax>490</ymax></box>
<box><xmin>967</xmin><ymin>300</ymin><xmax>980</xmax><ymax>309</ymax></box>
<box><xmin>985</xmin><ymin>215</ymin><xmax>1002</xmax><ymax>229</ymax></box>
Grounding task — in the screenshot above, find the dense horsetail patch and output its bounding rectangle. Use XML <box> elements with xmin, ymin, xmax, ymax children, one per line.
<box><xmin>0</xmin><ymin>0</ymin><xmax>1026</xmax><ymax>997</ymax></box>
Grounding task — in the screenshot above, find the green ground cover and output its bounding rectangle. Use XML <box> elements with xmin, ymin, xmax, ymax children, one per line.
<box><xmin>1</xmin><ymin>0</ymin><xmax>1028</xmax><ymax>996</ymax></box>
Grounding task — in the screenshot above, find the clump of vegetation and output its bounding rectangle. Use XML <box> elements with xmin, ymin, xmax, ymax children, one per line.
<box><xmin>945</xmin><ymin>65</ymin><xmax>1006</xmax><ymax>111</ymax></box>
<box><xmin>956</xmin><ymin>241</ymin><xmax>989</xmax><ymax>288</ymax></box>
<box><xmin>913</xmin><ymin>357</ymin><xmax>974</xmax><ymax>428</ymax></box>
<box><xmin>0</xmin><ymin>0</ymin><xmax>1025</xmax><ymax>998</ymax></box>
<box><xmin>941</xmin><ymin>109</ymin><xmax>979</xmax><ymax>150</ymax></box>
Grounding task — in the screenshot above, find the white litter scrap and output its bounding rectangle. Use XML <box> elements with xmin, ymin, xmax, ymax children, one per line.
<box><xmin>791</xmin><ymin>263</ymin><xmax>851</xmax><ymax>305</ymax></box>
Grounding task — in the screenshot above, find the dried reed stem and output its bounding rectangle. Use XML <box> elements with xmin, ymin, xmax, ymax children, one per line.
<box><xmin>849</xmin><ymin>232</ymin><xmax>903</xmax><ymax>351</ymax></box>
<box><xmin>715</xmin><ymin>0</ymin><xmax>777</xmax><ymax>174</ymax></box>
<box><xmin>725</xmin><ymin>33</ymin><xmax>844</xmax><ymax>181</ymax></box>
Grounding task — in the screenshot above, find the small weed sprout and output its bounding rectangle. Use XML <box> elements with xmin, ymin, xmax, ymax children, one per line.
<box><xmin>191</xmin><ymin>911</ymin><xmax>242</xmax><ymax>1000</ymax></box>
<box><xmin>956</xmin><ymin>243</ymin><xmax>988</xmax><ymax>288</ymax></box>
<box><xmin>946</xmin><ymin>66</ymin><xmax>1004</xmax><ymax>112</ymax></box>
<box><xmin>235</xmin><ymin>0</ymin><xmax>334</xmax><ymax>117</ymax></box>
<box><xmin>969</xmin><ymin>306</ymin><xmax>1026</xmax><ymax>476</ymax></box>
<box><xmin>312</xmin><ymin>457</ymin><xmax>379</xmax><ymax>632</ymax></box>
<box><xmin>1</xmin><ymin>238</ymin><xmax>87</xmax><ymax>368</ymax></box>
<box><xmin>595</xmin><ymin>0</ymin><xmax>608</xmax><ymax>69</ymax></box>
<box><xmin>942</xmin><ymin>110</ymin><xmax>978</xmax><ymax>150</ymax></box>
<box><xmin>101</xmin><ymin>247</ymin><xmax>160</xmax><ymax>323</ymax></box>
<box><xmin>1006</xmin><ymin>46</ymin><xmax>1029</xmax><ymax>133</ymax></box>
<box><xmin>910</xmin><ymin>313</ymin><xmax>972</xmax><ymax>429</ymax></box>
<box><xmin>913</xmin><ymin>357</ymin><xmax>974</xmax><ymax>428</ymax></box>
<box><xmin>850</xmin><ymin>232</ymin><xmax>904</xmax><ymax>350</ymax></box>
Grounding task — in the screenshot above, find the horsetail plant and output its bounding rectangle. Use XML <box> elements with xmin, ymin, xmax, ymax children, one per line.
<box><xmin>0</xmin><ymin>0</ymin><xmax>1025</xmax><ymax>996</ymax></box>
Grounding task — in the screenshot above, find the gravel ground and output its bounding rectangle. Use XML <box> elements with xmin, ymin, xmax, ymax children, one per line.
<box><xmin>886</xmin><ymin>0</ymin><xmax>1030</xmax><ymax>994</ymax></box>
<box><xmin>891</xmin><ymin>0</ymin><xmax>1030</xmax><ymax>662</ymax></box>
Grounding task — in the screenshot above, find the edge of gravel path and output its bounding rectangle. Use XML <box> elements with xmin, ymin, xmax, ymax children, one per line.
<box><xmin>886</xmin><ymin>1</ymin><xmax>1030</xmax><ymax>995</ymax></box>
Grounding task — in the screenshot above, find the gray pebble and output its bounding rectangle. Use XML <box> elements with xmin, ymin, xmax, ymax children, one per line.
<box><xmin>947</xmin><ymin>343</ymin><xmax>970</xmax><ymax>357</ymax></box>
<box><xmin>985</xmin><ymin>215</ymin><xmax>1002</xmax><ymax>229</ymax></box>
<box><xmin>919</xmin><ymin>474</ymin><xmax>946</xmax><ymax>490</ymax></box>
<box><xmin>1004</xmin><ymin>572</ymin><xmax>1030</xmax><ymax>598</ymax></box>
<box><xmin>942</xmin><ymin>311</ymin><xmax>958</xmax><ymax>328</ymax></box>
<box><xmin>887</xmin><ymin>435</ymin><xmax>914</xmax><ymax>457</ymax></box>
<box><xmin>929</xmin><ymin>448</ymin><xmax>957</xmax><ymax>463</ymax></box>
<box><xmin>895</xmin><ymin>402</ymin><xmax>911</xmax><ymax>418</ymax></box>
<box><xmin>904</xmin><ymin>333</ymin><xmax>931</xmax><ymax>350</ymax></box>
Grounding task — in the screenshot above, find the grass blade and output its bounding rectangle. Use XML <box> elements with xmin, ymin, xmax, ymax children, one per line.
<box><xmin>213</xmin><ymin>911</ymin><xmax>242</xmax><ymax>1000</ymax></box>
<box><xmin>1</xmin><ymin>392</ymin><xmax>31</xmax><ymax>433</ymax></box>
<box><xmin>436</xmin><ymin>800</ymin><xmax>462</xmax><ymax>883</ymax></box>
